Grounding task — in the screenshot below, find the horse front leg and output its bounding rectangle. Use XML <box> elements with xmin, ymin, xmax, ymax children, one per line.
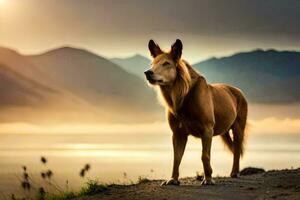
<box><xmin>161</xmin><ymin>131</ymin><xmax>188</xmax><ymax>186</ymax></box>
<box><xmin>201</xmin><ymin>128</ymin><xmax>215</xmax><ymax>185</ymax></box>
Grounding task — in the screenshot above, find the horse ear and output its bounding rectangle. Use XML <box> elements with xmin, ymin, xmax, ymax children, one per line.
<box><xmin>148</xmin><ymin>40</ymin><xmax>163</xmax><ymax>58</ymax></box>
<box><xmin>170</xmin><ymin>39</ymin><xmax>183</xmax><ymax>61</ymax></box>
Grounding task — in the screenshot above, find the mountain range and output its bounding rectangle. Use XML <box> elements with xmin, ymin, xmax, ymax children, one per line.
<box><xmin>193</xmin><ymin>49</ymin><xmax>300</xmax><ymax>103</ymax></box>
<box><xmin>113</xmin><ymin>50</ymin><xmax>300</xmax><ymax>104</ymax></box>
<box><xmin>0</xmin><ymin>46</ymin><xmax>299</xmax><ymax>123</ymax></box>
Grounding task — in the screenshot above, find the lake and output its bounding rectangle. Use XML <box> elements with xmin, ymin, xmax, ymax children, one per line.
<box><xmin>0</xmin><ymin>132</ymin><xmax>299</xmax><ymax>198</ymax></box>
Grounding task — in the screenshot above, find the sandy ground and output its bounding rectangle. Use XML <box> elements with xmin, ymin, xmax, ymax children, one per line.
<box><xmin>76</xmin><ymin>168</ymin><xmax>300</xmax><ymax>200</ymax></box>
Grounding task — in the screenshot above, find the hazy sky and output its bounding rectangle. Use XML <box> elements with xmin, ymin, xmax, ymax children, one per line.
<box><xmin>0</xmin><ymin>0</ymin><xmax>300</xmax><ymax>62</ymax></box>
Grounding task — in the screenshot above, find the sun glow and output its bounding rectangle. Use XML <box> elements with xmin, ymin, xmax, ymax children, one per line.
<box><xmin>0</xmin><ymin>0</ymin><xmax>7</xmax><ymax>5</ymax></box>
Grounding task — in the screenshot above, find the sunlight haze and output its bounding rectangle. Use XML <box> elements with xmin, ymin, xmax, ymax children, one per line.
<box><xmin>0</xmin><ymin>1</ymin><xmax>299</xmax><ymax>199</ymax></box>
<box><xmin>1</xmin><ymin>0</ymin><xmax>300</xmax><ymax>62</ymax></box>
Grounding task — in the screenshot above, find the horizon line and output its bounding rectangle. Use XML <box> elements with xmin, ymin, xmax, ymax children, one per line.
<box><xmin>1</xmin><ymin>44</ymin><xmax>300</xmax><ymax>64</ymax></box>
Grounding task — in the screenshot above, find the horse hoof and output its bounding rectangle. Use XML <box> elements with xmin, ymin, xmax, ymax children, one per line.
<box><xmin>230</xmin><ymin>173</ymin><xmax>239</xmax><ymax>178</ymax></box>
<box><xmin>161</xmin><ymin>179</ymin><xmax>180</xmax><ymax>186</ymax></box>
<box><xmin>201</xmin><ymin>178</ymin><xmax>215</xmax><ymax>185</ymax></box>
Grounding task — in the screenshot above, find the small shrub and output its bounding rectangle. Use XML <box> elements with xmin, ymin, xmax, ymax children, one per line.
<box><xmin>137</xmin><ymin>176</ymin><xmax>150</xmax><ymax>184</ymax></box>
<box><xmin>79</xmin><ymin>180</ymin><xmax>107</xmax><ymax>196</ymax></box>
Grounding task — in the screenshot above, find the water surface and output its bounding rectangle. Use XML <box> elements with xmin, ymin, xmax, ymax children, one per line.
<box><xmin>0</xmin><ymin>132</ymin><xmax>299</xmax><ymax>197</ymax></box>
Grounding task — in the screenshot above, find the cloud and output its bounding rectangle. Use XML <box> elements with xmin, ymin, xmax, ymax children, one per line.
<box><xmin>1</xmin><ymin>0</ymin><xmax>300</xmax><ymax>62</ymax></box>
<box><xmin>249</xmin><ymin>118</ymin><xmax>300</xmax><ymax>135</ymax></box>
<box><xmin>0</xmin><ymin>117</ymin><xmax>299</xmax><ymax>135</ymax></box>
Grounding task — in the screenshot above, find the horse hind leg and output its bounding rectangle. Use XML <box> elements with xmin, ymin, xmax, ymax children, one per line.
<box><xmin>230</xmin><ymin>113</ymin><xmax>247</xmax><ymax>178</ymax></box>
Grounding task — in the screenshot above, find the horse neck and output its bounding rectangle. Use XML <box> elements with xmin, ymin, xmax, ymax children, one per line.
<box><xmin>159</xmin><ymin>77</ymin><xmax>190</xmax><ymax>114</ymax></box>
<box><xmin>159</xmin><ymin>74</ymin><xmax>205</xmax><ymax>115</ymax></box>
<box><xmin>159</xmin><ymin>85</ymin><xmax>174</xmax><ymax>111</ymax></box>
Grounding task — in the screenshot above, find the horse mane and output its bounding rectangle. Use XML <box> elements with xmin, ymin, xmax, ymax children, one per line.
<box><xmin>159</xmin><ymin>59</ymin><xmax>193</xmax><ymax>114</ymax></box>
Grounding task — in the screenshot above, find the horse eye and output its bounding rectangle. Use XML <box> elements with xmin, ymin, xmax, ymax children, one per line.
<box><xmin>162</xmin><ymin>61</ymin><xmax>170</xmax><ymax>66</ymax></box>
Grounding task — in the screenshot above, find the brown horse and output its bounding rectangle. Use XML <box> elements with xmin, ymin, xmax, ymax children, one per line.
<box><xmin>144</xmin><ymin>39</ymin><xmax>248</xmax><ymax>185</ymax></box>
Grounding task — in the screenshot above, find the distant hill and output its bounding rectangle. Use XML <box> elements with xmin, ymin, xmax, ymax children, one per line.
<box><xmin>0</xmin><ymin>47</ymin><xmax>52</xmax><ymax>85</ymax></box>
<box><xmin>29</xmin><ymin>47</ymin><xmax>155</xmax><ymax>107</ymax></box>
<box><xmin>194</xmin><ymin>49</ymin><xmax>300</xmax><ymax>103</ymax></box>
<box><xmin>0</xmin><ymin>46</ymin><xmax>161</xmax><ymax>123</ymax></box>
<box><xmin>0</xmin><ymin>47</ymin><xmax>58</xmax><ymax>107</ymax></box>
<box><xmin>0</xmin><ymin>63</ymin><xmax>54</xmax><ymax>107</ymax></box>
<box><xmin>112</xmin><ymin>50</ymin><xmax>300</xmax><ymax>103</ymax></box>
<box><xmin>111</xmin><ymin>54</ymin><xmax>151</xmax><ymax>78</ymax></box>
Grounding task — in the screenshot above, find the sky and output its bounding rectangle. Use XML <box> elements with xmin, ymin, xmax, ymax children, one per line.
<box><xmin>0</xmin><ymin>0</ymin><xmax>300</xmax><ymax>62</ymax></box>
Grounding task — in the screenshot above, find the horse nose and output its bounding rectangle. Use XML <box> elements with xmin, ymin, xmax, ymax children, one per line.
<box><xmin>144</xmin><ymin>70</ymin><xmax>154</xmax><ymax>76</ymax></box>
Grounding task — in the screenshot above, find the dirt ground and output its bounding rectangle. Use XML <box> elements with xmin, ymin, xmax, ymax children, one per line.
<box><xmin>76</xmin><ymin>168</ymin><xmax>300</xmax><ymax>200</ymax></box>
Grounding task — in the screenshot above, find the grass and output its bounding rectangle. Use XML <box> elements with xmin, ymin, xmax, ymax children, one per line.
<box><xmin>43</xmin><ymin>177</ymin><xmax>150</xmax><ymax>200</ymax></box>
<box><xmin>12</xmin><ymin>173</ymin><xmax>151</xmax><ymax>200</ymax></box>
<box><xmin>12</xmin><ymin>156</ymin><xmax>153</xmax><ymax>200</ymax></box>
<box><xmin>137</xmin><ymin>176</ymin><xmax>151</xmax><ymax>184</ymax></box>
<box><xmin>43</xmin><ymin>191</ymin><xmax>77</xmax><ymax>200</ymax></box>
<box><xmin>79</xmin><ymin>180</ymin><xmax>107</xmax><ymax>196</ymax></box>
<box><xmin>43</xmin><ymin>177</ymin><xmax>152</xmax><ymax>200</ymax></box>
<box><xmin>44</xmin><ymin>180</ymin><xmax>107</xmax><ymax>200</ymax></box>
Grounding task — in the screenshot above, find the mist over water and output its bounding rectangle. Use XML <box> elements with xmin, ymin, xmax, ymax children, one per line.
<box><xmin>0</xmin><ymin>131</ymin><xmax>299</xmax><ymax>197</ymax></box>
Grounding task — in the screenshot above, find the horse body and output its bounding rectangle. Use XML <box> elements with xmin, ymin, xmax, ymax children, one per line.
<box><xmin>145</xmin><ymin>39</ymin><xmax>248</xmax><ymax>185</ymax></box>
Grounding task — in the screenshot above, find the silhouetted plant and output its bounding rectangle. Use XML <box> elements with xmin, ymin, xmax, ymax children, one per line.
<box><xmin>40</xmin><ymin>156</ymin><xmax>47</xmax><ymax>164</ymax></box>
<box><xmin>84</xmin><ymin>164</ymin><xmax>91</xmax><ymax>171</ymax></box>
<box><xmin>123</xmin><ymin>172</ymin><xmax>127</xmax><ymax>179</ymax></box>
<box><xmin>16</xmin><ymin>159</ymin><xmax>106</xmax><ymax>199</ymax></box>
<box><xmin>80</xmin><ymin>169</ymin><xmax>85</xmax><ymax>177</ymax></box>
<box><xmin>41</xmin><ymin>172</ymin><xmax>46</xmax><ymax>179</ymax></box>
<box><xmin>39</xmin><ymin>157</ymin><xmax>63</xmax><ymax>194</ymax></box>
<box><xmin>23</xmin><ymin>172</ymin><xmax>29</xmax><ymax>181</ymax></box>
<box><xmin>46</xmin><ymin>170</ymin><xmax>53</xmax><ymax>179</ymax></box>
<box><xmin>79</xmin><ymin>163</ymin><xmax>91</xmax><ymax>178</ymax></box>
<box><xmin>38</xmin><ymin>187</ymin><xmax>46</xmax><ymax>200</ymax></box>
<box><xmin>21</xmin><ymin>181</ymin><xmax>30</xmax><ymax>191</ymax></box>
<box><xmin>20</xmin><ymin>166</ymin><xmax>31</xmax><ymax>191</ymax></box>
<box><xmin>65</xmin><ymin>180</ymin><xmax>69</xmax><ymax>191</ymax></box>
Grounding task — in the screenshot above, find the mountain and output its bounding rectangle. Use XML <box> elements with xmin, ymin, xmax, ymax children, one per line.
<box><xmin>0</xmin><ymin>47</ymin><xmax>53</xmax><ymax>85</ymax></box>
<box><xmin>29</xmin><ymin>47</ymin><xmax>158</xmax><ymax>111</ymax></box>
<box><xmin>111</xmin><ymin>54</ymin><xmax>151</xmax><ymax>78</ymax></box>
<box><xmin>0</xmin><ymin>63</ymin><xmax>55</xmax><ymax>107</ymax></box>
<box><xmin>0</xmin><ymin>46</ymin><xmax>161</xmax><ymax>123</ymax></box>
<box><xmin>28</xmin><ymin>47</ymin><xmax>161</xmax><ymax>122</ymax></box>
<box><xmin>0</xmin><ymin>47</ymin><xmax>58</xmax><ymax>107</ymax></box>
<box><xmin>194</xmin><ymin>49</ymin><xmax>300</xmax><ymax>103</ymax></box>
